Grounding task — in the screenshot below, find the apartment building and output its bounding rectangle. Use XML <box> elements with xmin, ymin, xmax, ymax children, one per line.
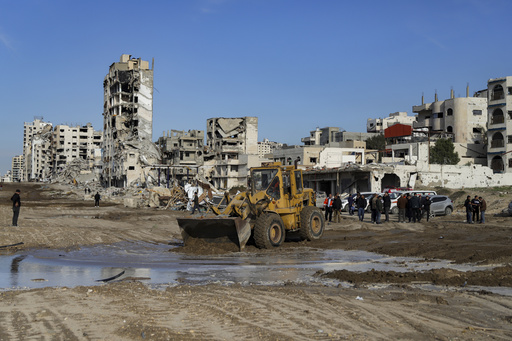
<box><xmin>367</xmin><ymin>112</ymin><xmax>415</xmax><ymax>133</ymax></box>
<box><xmin>23</xmin><ymin>117</ymin><xmax>53</xmax><ymax>181</ymax></box>
<box><xmin>102</xmin><ymin>54</ymin><xmax>154</xmax><ymax>187</ymax></box>
<box><xmin>205</xmin><ymin>117</ymin><xmax>259</xmax><ymax>189</ymax></box>
<box><xmin>11</xmin><ymin>155</ymin><xmax>23</xmax><ymax>182</ymax></box>
<box><xmin>257</xmin><ymin>138</ymin><xmax>283</xmax><ymax>158</ymax></box>
<box><xmin>487</xmin><ymin>76</ymin><xmax>512</xmax><ymax>173</ymax></box>
<box><xmin>412</xmin><ymin>88</ymin><xmax>488</xmax><ymax>165</ymax></box>
<box><xmin>158</xmin><ymin>129</ymin><xmax>204</xmax><ymax>166</ymax></box>
<box><xmin>302</xmin><ymin>127</ymin><xmax>376</xmax><ymax>146</ymax></box>
<box><xmin>52</xmin><ymin>123</ymin><xmax>103</xmax><ymax>173</ymax></box>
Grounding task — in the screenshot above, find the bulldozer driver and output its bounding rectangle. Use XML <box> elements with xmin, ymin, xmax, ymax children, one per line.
<box><xmin>324</xmin><ymin>194</ymin><xmax>334</xmax><ymax>222</ymax></box>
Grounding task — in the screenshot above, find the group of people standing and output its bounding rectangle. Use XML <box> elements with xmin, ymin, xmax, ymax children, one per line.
<box><xmin>396</xmin><ymin>193</ymin><xmax>432</xmax><ymax>223</ymax></box>
<box><xmin>323</xmin><ymin>193</ymin><xmax>343</xmax><ymax>223</ymax></box>
<box><xmin>464</xmin><ymin>195</ymin><xmax>487</xmax><ymax>224</ymax></box>
<box><xmin>325</xmin><ymin>192</ymin><xmax>433</xmax><ymax>224</ymax></box>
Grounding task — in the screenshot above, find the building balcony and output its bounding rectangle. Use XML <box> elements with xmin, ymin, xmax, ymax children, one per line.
<box><xmin>491</xmin><ymin>140</ymin><xmax>505</xmax><ymax>149</ymax></box>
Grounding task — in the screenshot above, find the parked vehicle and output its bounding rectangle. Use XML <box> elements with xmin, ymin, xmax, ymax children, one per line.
<box><xmin>426</xmin><ymin>195</ymin><xmax>454</xmax><ymax>216</ymax></box>
<box><xmin>316</xmin><ymin>191</ymin><xmax>327</xmax><ymax>209</ymax></box>
<box><xmin>342</xmin><ymin>192</ymin><xmax>380</xmax><ymax>213</ymax></box>
<box><xmin>508</xmin><ymin>201</ymin><xmax>512</xmax><ymax>216</ymax></box>
<box><xmin>389</xmin><ymin>190</ymin><xmax>438</xmax><ymax>214</ymax></box>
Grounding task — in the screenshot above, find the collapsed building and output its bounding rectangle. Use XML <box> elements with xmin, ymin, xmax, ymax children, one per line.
<box><xmin>102</xmin><ymin>54</ymin><xmax>160</xmax><ymax>187</ymax></box>
<box><xmin>204</xmin><ymin>117</ymin><xmax>261</xmax><ymax>189</ymax></box>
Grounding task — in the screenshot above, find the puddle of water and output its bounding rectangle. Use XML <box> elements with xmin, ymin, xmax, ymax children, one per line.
<box><xmin>0</xmin><ymin>242</ymin><xmax>509</xmax><ymax>295</ymax></box>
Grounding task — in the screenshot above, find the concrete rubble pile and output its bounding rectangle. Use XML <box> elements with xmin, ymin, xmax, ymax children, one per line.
<box><xmin>143</xmin><ymin>175</ymin><xmax>218</xmax><ymax>211</ymax></box>
<box><xmin>51</xmin><ymin>159</ymin><xmax>98</xmax><ymax>185</ymax></box>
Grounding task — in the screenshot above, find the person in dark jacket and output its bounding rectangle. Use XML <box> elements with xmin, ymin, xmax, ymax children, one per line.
<box><xmin>11</xmin><ymin>189</ymin><xmax>21</xmax><ymax>227</ymax></box>
<box><xmin>191</xmin><ymin>191</ymin><xmax>200</xmax><ymax>214</ymax></box>
<box><xmin>406</xmin><ymin>194</ymin><xmax>413</xmax><ymax>223</ymax></box>
<box><xmin>397</xmin><ymin>194</ymin><xmax>408</xmax><ymax>223</ymax></box>
<box><xmin>370</xmin><ymin>194</ymin><xmax>378</xmax><ymax>223</ymax></box>
<box><xmin>332</xmin><ymin>194</ymin><xmax>342</xmax><ymax>223</ymax></box>
<box><xmin>382</xmin><ymin>193</ymin><xmax>391</xmax><ymax>222</ymax></box>
<box><xmin>479</xmin><ymin>196</ymin><xmax>486</xmax><ymax>224</ymax></box>
<box><xmin>422</xmin><ymin>195</ymin><xmax>432</xmax><ymax>222</ymax></box>
<box><xmin>357</xmin><ymin>194</ymin><xmax>367</xmax><ymax>222</ymax></box>
<box><xmin>375</xmin><ymin>195</ymin><xmax>383</xmax><ymax>224</ymax></box>
<box><xmin>94</xmin><ymin>192</ymin><xmax>101</xmax><ymax>207</ymax></box>
<box><xmin>471</xmin><ymin>195</ymin><xmax>480</xmax><ymax>223</ymax></box>
<box><xmin>409</xmin><ymin>194</ymin><xmax>421</xmax><ymax>223</ymax></box>
<box><xmin>324</xmin><ymin>194</ymin><xmax>333</xmax><ymax>223</ymax></box>
<box><xmin>347</xmin><ymin>194</ymin><xmax>355</xmax><ymax>216</ymax></box>
<box><xmin>464</xmin><ymin>195</ymin><xmax>473</xmax><ymax>224</ymax></box>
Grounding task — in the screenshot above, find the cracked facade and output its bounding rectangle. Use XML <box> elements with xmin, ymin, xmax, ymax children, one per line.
<box><xmin>102</xmin><ymin>54</ymin><xmax>156</xmax><ymax>187</ymax></box>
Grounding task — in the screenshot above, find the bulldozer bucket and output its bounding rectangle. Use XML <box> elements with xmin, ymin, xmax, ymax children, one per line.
<box><xmin>177</xmin><ymin>217</ymin><xmax>252</xmax><ymax>251</ymax></box>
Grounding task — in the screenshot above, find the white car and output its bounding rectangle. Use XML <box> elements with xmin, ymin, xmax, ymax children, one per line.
<box><xmin>389</xmin><ymin>190</ymin><xmax>437</xmax><ymax>214</ymax></box>
<box><xmin>342</xmin><ymin>192</ymin><xmax>379</xmax><ymax>213</ymax></box>
<box><xmin>316</xmin><ymin>191</ymin><xmax>327</xmax><ymax>209</ymax></box>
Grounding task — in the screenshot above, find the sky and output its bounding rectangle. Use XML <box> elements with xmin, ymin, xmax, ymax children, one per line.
<box><xmin>0</xmin><ymin>0</ymin><xmax>510</xmax><ymax>175</ymax></box>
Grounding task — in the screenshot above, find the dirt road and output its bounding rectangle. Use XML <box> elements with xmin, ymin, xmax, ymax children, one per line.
<box><xmin>1</xmin><ymin>183</ymin><xmax>512</xmax><ymax>340</ymax></box>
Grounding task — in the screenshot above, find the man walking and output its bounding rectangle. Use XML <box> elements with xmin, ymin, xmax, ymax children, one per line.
<box><xmin>11</xmin><ymin>189</ymin><xmax>21</xmax><ymax>227</ymax></box>
<box><xmin>94</xmin><ymin>192</ymin><xmax>101</xmax><ymax>208</ymax></box>
<box><xmin>479</xmin><ymin>196</ymin><xmax>486</xmax><ymax>224</ymax></box>
<box><xmin>191</xmin><ymin>191</ymin><xmax>200</xmax><ymax>214</ymax></box>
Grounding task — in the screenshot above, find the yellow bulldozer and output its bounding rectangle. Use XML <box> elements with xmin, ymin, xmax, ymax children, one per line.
<box><xmin>177</xmin><ymin>162</ymin><xmax>325</xmax><ymax>250</ymax></box>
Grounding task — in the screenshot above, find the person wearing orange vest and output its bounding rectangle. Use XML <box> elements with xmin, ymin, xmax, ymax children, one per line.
<box><xmin>324</xmin><ymin>193</ymin><xmax>334</xmax><ymax>223</ymax></box>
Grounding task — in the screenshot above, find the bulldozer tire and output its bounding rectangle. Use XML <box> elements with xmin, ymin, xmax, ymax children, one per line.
<box><xmin>254</xmin><ymin>213</ymin><xmax>285</xmax><ymax>249</ymax></box>
<box><xmin>299</xmin><ymin>206</ymin><xmax>325</xmax><ymax>241</ymax></box>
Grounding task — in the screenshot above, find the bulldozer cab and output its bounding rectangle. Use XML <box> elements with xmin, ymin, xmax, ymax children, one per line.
<box><xmin>250</xmin><ymin>164</ymin><xmax>304</xmax><ymax>204</ymax></box>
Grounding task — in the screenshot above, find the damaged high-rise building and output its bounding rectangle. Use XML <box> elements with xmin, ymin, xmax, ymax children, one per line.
<box><xmin>102</xmin><ymin>54</ymin><xmax>159</xmax><ymax>187</ymax></box>
<box><xmin>23</xmin><ymin>117</ymin><xmax>53</xmax><ymax>181</ymax></box>
<box><xmin>204</xmin><ymin>117</ymin><xmax>260</xmax><ymax>189</ymax></box>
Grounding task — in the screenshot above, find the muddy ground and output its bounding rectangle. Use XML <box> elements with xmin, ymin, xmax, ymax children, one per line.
<box><xmin>1</xmin><ymin>183</ymin><xmax>512</xmax><ymax>340</ymax></box>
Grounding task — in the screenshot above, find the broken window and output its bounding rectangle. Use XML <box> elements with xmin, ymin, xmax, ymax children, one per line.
<box><xmin>128</xmin><ymin>166</ymin><xmax>135</xmax><ymax>170</ymax></box>
<box><xmin>508</xmin><ymin>111</ymin><xmax>512</xmax><ymax>120</ymax></box>
<box><xmin>447</xmin><ymin>126</ymin><xmax>453</xmax><ymax>133</ymax></box>
<box><xmin>509</xmin><ymin>159</ymin><xmax>512</xmax><ymax>168</ymax></box>
<box><xmin>447</xmin><ymin>108</ymin><xmax>453</xmax><ymax>116</ymax></box>
<box><xmin>472</xmin><ymin>110</ymin><xmax>482</xmax><ymax>116</ymax></box>
<box><xmin>473</xmin><ymin>128</ymin><xmax>483</xmax><ymax>134</ymax></box>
